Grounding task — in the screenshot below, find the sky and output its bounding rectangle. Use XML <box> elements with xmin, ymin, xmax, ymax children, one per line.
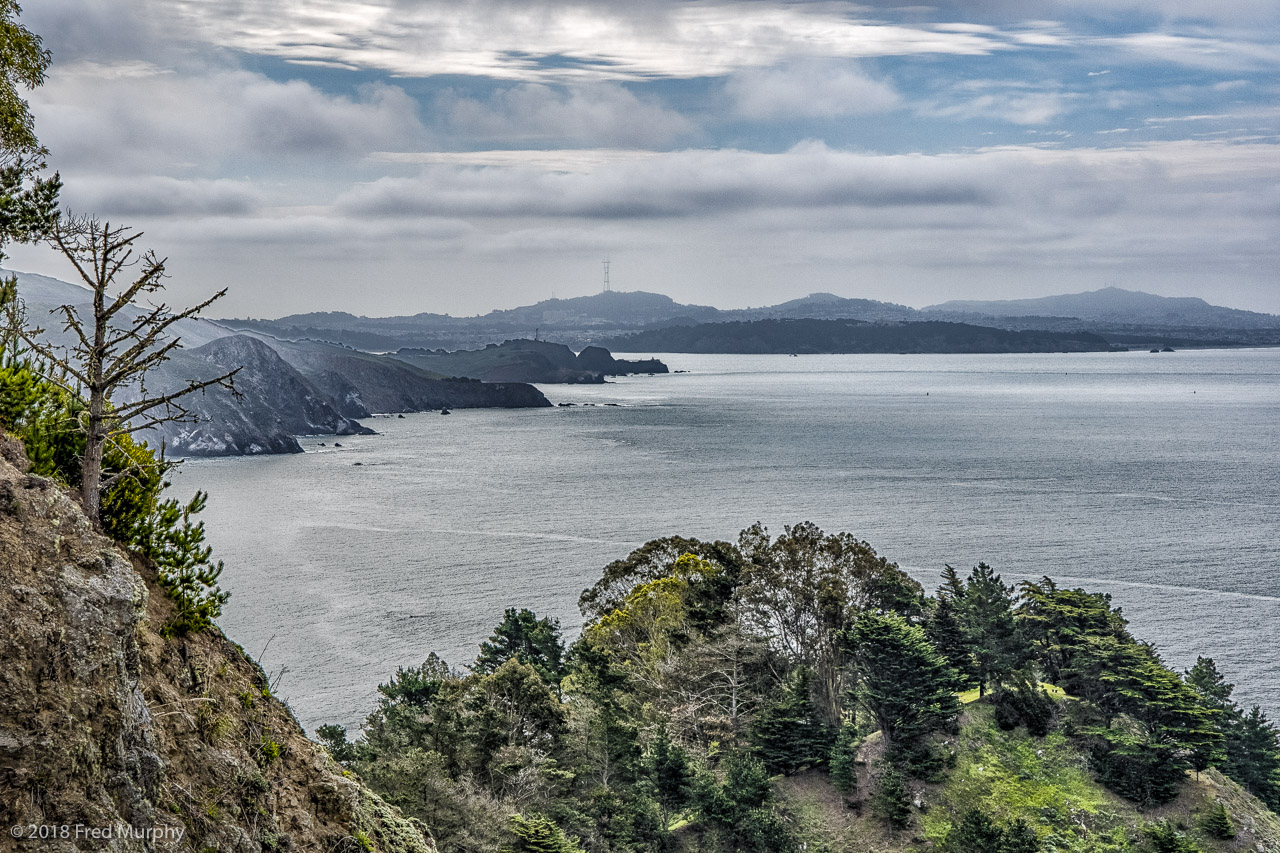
<box><xmin>5</xmin><ymin>0</ymin><xmax>1280</xmax><ymax>317</ymax></box>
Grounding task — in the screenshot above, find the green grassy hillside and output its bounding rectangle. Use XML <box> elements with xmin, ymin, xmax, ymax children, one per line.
<box><xmin>773</xmin><ymin>700</ymin><xmax>1280</xmax><ymax>853</ymax></box>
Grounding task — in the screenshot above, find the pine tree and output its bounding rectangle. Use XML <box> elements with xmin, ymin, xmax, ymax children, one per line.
<box><xmin>504</xmin><ymin>813</ymin><xmax>583</xmax><ymax>853</ymax></box>
<box><xmin>926</xmin><ymin>594</ymin><xmax>976</xmax><ymax>688</ymax></box>
<box><xmin>1226</xmin><ymin>707</ymin><xmax>1280</xmax><ymax>811</ymax></box>
<box><xmin>475</xmin><ymin>607</ymin><xmax>566</xmax><ymax>685</ymax></box>
<box><xmin>945</xmin><ymin>809</ymin><xmax>1003</xmax><ymax>852</ymax></box>
<box><xmin>751</xmin><ymin>667</ymin><xmax>834</xmax><ymax>774</ymax></box>
<box><xmin>872</xmin><ymin>766</ymin><xmax>911</xmax><ymax>829</ymax></box>
<box><xmin>1198</xmin><ymin>801</ymin><xmax>1235</xmax><ymax>840</ymax></box>
<box><xmin>829</xmin><ymin>722</ymin><xmax>860</xmax><ymax>801</ymax></box>
<box><xmin>17</xmin><ymin>216</ymin><xmax>239</xmax><ymax>521</ymax></box>
<box><xmin>645</xmin><ymin>723</ymin><xmax>695</xmax><ymax>827</ymax></box>
<box><xmin>1183</xmin><ymin>657</ymin><xmax>1280</xmax><ymax>809</ymax></box>
<box><xmin>1141</xmin><ymin>820</ymin><xmax>1201</xmax><ymax>853</ymax></box>
<box><xmin>1002</xmin><ymin>818</ymin><xmax>1040</xmax><ymax>853</ymax></box>
<box><xmin>958</xmin><ymin>563</ymin><xmax>1026</xmax><ymax>697</ymax></box>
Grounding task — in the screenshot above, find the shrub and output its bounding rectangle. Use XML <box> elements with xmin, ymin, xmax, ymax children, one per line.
<box><xmin>1197</xmin><ymin>802</ymin><xmax>1234</xmax><ymax>840</ymax></box>
<box><xmin>1142</xmin><ymin>820</ymin><xmax>1201</xmax><ymax>853</ymax></box>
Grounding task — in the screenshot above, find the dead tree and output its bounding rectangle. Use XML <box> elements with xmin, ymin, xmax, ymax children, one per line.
<box><xmin>19</xmin><ymin>215</ymin><xmax>239</xmax><ymax>521</ymax></box>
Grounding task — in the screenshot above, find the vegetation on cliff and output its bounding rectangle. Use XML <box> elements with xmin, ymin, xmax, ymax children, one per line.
<box><xmin>319</xmin><ymin>524</ymin><xmax>1280</xmax><ymax>853</ymax></box>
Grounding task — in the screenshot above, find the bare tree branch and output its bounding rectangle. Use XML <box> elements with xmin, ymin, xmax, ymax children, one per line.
<box><xmin>33</xmin><ymin>214</ymin><xmax>242</xmax><ymax>521</ymax></box>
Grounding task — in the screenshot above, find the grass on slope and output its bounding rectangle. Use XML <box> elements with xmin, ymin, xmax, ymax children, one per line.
<box><xmin>776</xmin><ymin>700</ymin><xmax>1280</xmax><ymax>853</ymax></box>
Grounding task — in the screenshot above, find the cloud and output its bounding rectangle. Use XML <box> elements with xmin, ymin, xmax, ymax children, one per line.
<box><xmin>106</xmin><ymin>0</ymin><xmax>1012</xmax><ymax>82</ymax></box>
<box><xmin>335</xmin><ymin>143</ymin><xmax>1003</xmax><ymax>220</ymax></box>
<box><xmin>9</xmin><ymin>139</ymin><xmax>1279</xmax><ymax>315</ymax></box>
<box><xmin>726</xmin><ymin>61</ymin><xmax>901</xmax><ymax>120</ymax></box>
<box><xmin>1099</xmin><ymin>32</ymin><xmax>1280</xmax><ymax>72</ymax></box>
<box><xmin>331</xmin><ymin>140</ymin><xmax>1280</xmax><ymax>234</ymax></box>
<box><xmin>30</xmin><ymin>65</ymin><xmax>428</xmax><ymax>174</ymax></box>
<box><xmin>435</xmin><ymin>83</ymin><xmax>698</xmax><ymax>148</ymax></box>
<box><xmin>62</xmin><ymin>176</ymin><xmax>264</xmax><ymax>217</ymax></box>
<box><xmin>921</xmin><ymin>81</ymin><xmax>1079</xmax><ymax>126</ymax></box>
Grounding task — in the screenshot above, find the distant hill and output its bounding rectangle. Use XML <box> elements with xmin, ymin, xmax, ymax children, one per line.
<box><xmin>230</xmin><ymin>286</ymin><xmax>1280</xmax><ymax>354</ymax></box>
<box><xmin>726</xmin><ymin>292</ymin><xmax>919</xmax><ymax>323</ymax></box>
<box><xmin>222</xmin><ymin>290</ymin><xmax>930</xmax><ymax>351</ymax></box>
<box><xmin>925</xmin><ymin>287</ymin><xmax>1280</xmax><ymax>330</ymax></box>
<box><xmin>483</xmin><ymin>290</ymin><xmax>722</xmax><ymax>327</ymax></box>
<box><xmin>598</xmin><ymin>318</ymin><xmax>1117</xmax><ymax>354</ymax></box>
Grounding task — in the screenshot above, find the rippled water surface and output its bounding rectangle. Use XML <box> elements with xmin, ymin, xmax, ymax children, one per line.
<box><xmin>175</xmin><ymin>349</ymin><xmax>1280</xmax><ymax>732</ymax></box>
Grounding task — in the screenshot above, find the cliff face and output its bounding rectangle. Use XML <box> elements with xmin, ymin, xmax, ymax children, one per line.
<box><xmin>137</xmin><ymin>335</ymin><xmax>376</xmax><ymax>457</ymax></box>
<box><xmin>264</xmin><ymin>339</ymin><xmax>552</xmax><ymax>412</ymax></box>
<box><xmin>0</xmin><ymin>438</ymin><xmax>432</xmax><ymax>853</ymax></box>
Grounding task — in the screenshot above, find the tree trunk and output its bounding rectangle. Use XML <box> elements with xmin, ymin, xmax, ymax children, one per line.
<box><xmin>81</xmin><ymin>391</ymin><xmax>106</xmax><ymax>522</ymax></box>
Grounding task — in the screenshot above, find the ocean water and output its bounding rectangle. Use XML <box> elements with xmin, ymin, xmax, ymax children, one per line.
<box><xmin>174</xmin><ymin>349</ymin><xmax>1280</xmax><ymax>734</ymax></box>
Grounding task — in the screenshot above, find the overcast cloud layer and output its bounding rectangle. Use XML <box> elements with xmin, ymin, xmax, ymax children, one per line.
<box><xmin>6</xmin><ymin>0</ymin><xmax>1279</xmax><ymax>316</ymax></box>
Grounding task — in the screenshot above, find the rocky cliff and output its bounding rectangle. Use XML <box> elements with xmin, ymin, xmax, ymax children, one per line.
<box><xmin>263</xmin><ymin>339</ymin><xmax>552</xmax><ymax>413</ymax></box>
<box><xmin>136</xmin><ymin>335</ymin><xmax>375</xmax><ymax>456</ymax></box>
<box><xmin>0</xmin><ymin>436</ymin><xmax>433</xmax><ymax>853</ymax></box>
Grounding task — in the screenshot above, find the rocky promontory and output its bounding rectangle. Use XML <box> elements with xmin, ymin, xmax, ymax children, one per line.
<box><xmin>138</xmin><ymin>335</ymin><xmax>375</xmax><ymax>456</ymax></box>
<box><xmin>391</xmin><ymin>338</ymin><xmax>669</xmax><ymax>384</ymax></box>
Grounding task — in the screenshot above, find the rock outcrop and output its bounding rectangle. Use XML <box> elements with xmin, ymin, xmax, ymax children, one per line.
<box><xmin>0</xmin><ymin>440</ymin><xmax>433</xmax><ymax>852</ymax></box>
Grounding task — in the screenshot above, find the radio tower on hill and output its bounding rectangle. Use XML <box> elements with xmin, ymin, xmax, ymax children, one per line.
<box><xmin>602</xmin><ymin>259</ymin><xmax>611</xmax><ymax>293</ymax></box>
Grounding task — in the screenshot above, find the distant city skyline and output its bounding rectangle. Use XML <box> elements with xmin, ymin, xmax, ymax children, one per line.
<box><xmin>7</xmin><ymin>0</ymin><xmax>1280</xmax><ymax>316</ymax></box>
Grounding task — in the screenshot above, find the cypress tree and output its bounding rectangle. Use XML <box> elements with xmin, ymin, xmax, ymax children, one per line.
<box><xmin>849</xmin><ymin>613</ymin><xmax>960</xmax><ymax>748</ymax></box>
<box><xmin>476</xmin><ymin>608</ymin><xmax>567</xmax><ymax>685</ymax></box>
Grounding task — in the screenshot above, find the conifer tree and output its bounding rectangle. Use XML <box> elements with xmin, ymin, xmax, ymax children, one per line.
<box><xmin>751</xmin><ymin>667</ymin><xmax>833</xmax><ymax>774</ymax></box>
<box><xmin>829</xmin><ymin>722</ymin><xmax>860</xmax><ymax>801</ymax></box>
<box><xmin>476</xmin><ymin>607</ymin><xmax>567</xmax><ymax>685</ymax></box>
<box><xmin>872</xmin><ymin>765</ymin><xmax>911</xmax><ymax>829</ymax></box>
<box><xmin>1227</xmin><ymin>707</ymin><xmax>1280</xmax><ymax>811</ymax></box>
<box><xmin>957</xmin><ymin>563</ymin><xmax>1026</xmax><ymax>696</ymax></box>
<box><xmin>645</xmin><ymin>722</ymin><xmax>695</xmax><ymax>827</ymax></box>
<box><xmin>504</xmin><ymin>813</ymin><xmax>583</xmax><ymax>853</ymax></box>
<box><xmin>848</xmin><ymin>612</ymin><xmax>960</xmax><ymax>747</ymax></box>
<box><xmin>1198</xmin><ymin>802</ymin><xmax>1234</xmax><ymax>840</ymax></box>
<box><xmin>926</xmin><ymin>594</ymin><xmax>976</xmax><ymax>688</ymax></box>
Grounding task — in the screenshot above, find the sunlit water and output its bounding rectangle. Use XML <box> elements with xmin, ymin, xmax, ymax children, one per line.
<box><xmin>174</xmin><ymin>349</ymin><xmax>1280</xmax><ymax>733</ymax></box>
